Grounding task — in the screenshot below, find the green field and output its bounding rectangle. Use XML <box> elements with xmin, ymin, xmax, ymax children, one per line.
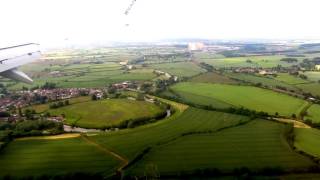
<box><xmin>199</xmin><ymin>55</ymin><xmax>302</xmax><ymax>68</ymax></box>
<box><xmin>295</xmin><ymin>128</ymin><xmax>320</xmax><ymax>157</ymax></box>
<box><xmin>49</xmin><ymin>99</ymin><xmax>165</xmax><ymax>129</ymax></box>
<box><xmin>225</xmin><ymin>73</ymin><xmax>299</xmax><ymax>91</ymax></box>
<box><xmin>0</xmin><ymin>136</ymin><xmax>119</xmax><ymax>177</ymax></box>
<box><xmin>128</xmin><ymin>120</ymin><xmax>314</xmax><ymax>175</ymax></box>
<box><xmin>296</xmin><ymin>83</ymin><xmax>320</xmax><ymax>97</ymax></box>
<box><xmin>93</xmin><ymin>107</ymin><xmax>250</xmax><ymax>161</ymax></box>
<box><xmin>170</xmin><ymin>90</ymin><xmax>234</xmax><ymax>109</ymax></box>
<box><xmin>26</xmin><ymin>96</ymin><xmax>91</xmax><ymax>113</ymax></box>
<box><xmin>306</xmin><ymin>104</ymin><xmax>320</xmax><ymax>123</ymax></box>
<box><xmin>171</xmin><ymin>82</ymin><xmax>308</xmax><ymax>116</ymax></box>
<box><xmin>274</xmin><ymin>73</ymin><xmax>310</xmax><ymax>85</ymax></box>
<box><xmin>301</xmin><ymin>71</ymin><xmax>320</xmax><ymax>82</ymax></box>
<box><xmin>7</xmin><ymin>62</ymin><xmax>157</xmax><ymax>90</ymax></box>
<box><xmin>150</xmin><ymin>62</ymin><xmax>206</xmax><ymax>77</ymax></box>
<box><xmin>190</xmin><ymin>72</ymin><xmax>238</xmax><ymax>84</ymax></box>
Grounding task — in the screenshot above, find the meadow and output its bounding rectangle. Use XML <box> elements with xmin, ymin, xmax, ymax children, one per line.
<box><xmin>198</xmin><ymin>55</ymin><xmax>302</xmax><ymax>68</ymax></box>
<box><xmin>0</xmin><ymin>136</ymin><xmax>120</xmax><ymax>177</ymax></box>
<box><xmin>93</xmin><ymin>107</ymin><xmax>250</xmax><ymax>162</ymax></box>
<box><xmin>128</xmin><ymin>120</ymin><xmax>315</xmax><ymax>175</ymax></box>
<box><xmin>149</xmin><ymin>62</ymin><xmax>206</xmax><ymax>77</ymax></box>
<box><xmin>27</xmin><ymin>96</ymin><xmax>91</xmax><ymax>113</ymax></box>
<box><xmin>296</xmin><ymin>83</ymin><xmax>320</xmax><ymax>97</ymax></box>
<box><xmin>273</xmin><ymin>73</ymin><xmax>310</xmax><ymax>85</ymax></box>
<box><xmin>225</xmin><ymin>73</ymin><xmax>299</xmax><ymax>91</ymax></box>
<box><xmin>295</xmin><ymin>128</ymin><xmax>320</xmax><ymax>157</ymax></box>
<box><xmin>306</xmin><ymin>104</ymin><xmax>320</xmax><ymax>123</ymax></box>
<box><xmin>301</xmin><ymin>71</ymin><xmax>320</xmax><ymax>82</ymax></box>
<box><xmin>171</xmin><ymin>82</ymin><xmax>308</xmax><ymax>116</ymax></box>
<box><xmin>49</xmin><ymin>99</ymin><xmax>165</xmax><ymax>129</ymax></box>
<box><xmin>190</xmin><ymin>72</ymin><xmax>238</xmax><ymax>84</ymax></box>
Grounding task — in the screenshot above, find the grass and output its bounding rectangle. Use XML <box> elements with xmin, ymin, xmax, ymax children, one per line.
<box><xmin>150</xmin><ymin>62</ymin><xmax>206</xmax><ymax>77</ymax></box>
<box><xmin>0</xmin><ymin>137</ymin><xmax>119</xmax><ymax>177</ymax></box>
<box><xmin>301</xmin><ymin>71</ymin><xmax>320</xmax><ymax>82</ymax></box>
<box><xmin>128</xmin><ymin>120</ymin><xmax>315</xmax><ymax>175</ymax></box>
<box><xmin>306</xmin><ymin>104</ymin><xmax>320</xmax><ymax>123</ymax></box>
<box><xmin>171</xmin><ymin>82</ymin><xmax>308</xmax><ymax>116</ymax></box>
<box><xmin>225</xmin><ymin>73</ymin><xmax>298</xmax><ymax>91</ymax></box>
<box><xmin>295</xmin><ymin>128</ymin><xmax>320</xmax><ymax>157</ymax></box>
<box><xmin>7</xmin><ymin>62</ymin><xmax>157</xmax><ymax>90</ymax></box>
<box><xmin>274</xmin><ymin>73</ymin><xmax>310</xmax><ymax>85</ymax></box>
<box><xmin>49</xmin><ymin>99</ymin><xmax>164</xmax><ymax>129</ymax></box>
<box><xmin>170</xmin><ymin>90</ymin><xmax>234</xmax><ymax>109</ymax></box>
<box><xmin>92</xmin><ymin>107</ymin><xmax>250</xmax><ymax>161</ymax></box>
<box><xmin>26</xmin><ymin>96</ymin><xmax>91</xmax><ymax>113</ymax></box>
<box><xmin>199</xmin><ymin>55</ymin><xmax>302</xmax><ymax>68</ymax></box>
<box><xmin>190</xmin><ymin>72</ymin><xmax>238</xmax><ymax>84</ymax></box>
<box><xmin>296</xmin><ymin>83</ymin><xmax>320</xmax><ymax>97</ymax></box>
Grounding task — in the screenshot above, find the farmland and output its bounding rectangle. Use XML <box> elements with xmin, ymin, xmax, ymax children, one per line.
<box><xmin>7</xmin><ymin>62</ymin><xmax>158</xmax><ymax>90</ymax></box>
<box><xmin>0</xmin><ymin>135</ymin><xmax>120</xmax><ymax>177</ymax></box>
<box><xmin>273</xmin><ymin>73</ymin><xmax>310</xmax><ymax>85</ymax></box>
<box><xmin>1</xmin><ymin>44</ymin><xmax>320</xmax><ymax>179</ymax></box>
<box><xmin>128</xmin><ymin>120</ymin><xmax>315</xmax><ymax>175</ymax></box>
<box><xmin>27</xmin><ymin>96</ymin><xmax>91</xmax><ymax>113</ymax></box>
<box><xmin>149</xmin><ymin>62</ymin><xmax>206</xmax><ymax>77</ymax></box>
<box><xmin>301</xmin><ymin>71</ymin><xmax>320</xmax><ymax>82</ymax></box>
<box><xmin>225</xmin><ymin>73</ymin><xmax>299</xmax><ymax>90</ymax></box>
<box><xmin>93</xmin><ymin>107</ymin><xmax>250</xmax><ymax>161</ymax></box>
<box><xmin>306</xmin><ymin>104</ymin><xmax>320</xmax><ymax>123</ymax></box>
<box><xmin>296</xmin><ymin>83</ymin><xmax>320</xmax><ymax>97</ymax></box>
<box><xmin>170</xmin><ymin>82</ymin><xmax>308</xmax><ymax>116</ymax></box>
<box><xmin>49</xmin><ymin>99</ymin><xmax>165</xmax><ymax>129</ymax></box>
<box><xmin>190</xmin><ymin>72</ymin><xmax>238</xmax><ymax>84</ymax></box>
<box><xmin>295</xmin><ymin>128</ymin><xmax>320</xmax><ymax>157</ymax></box>
<box><xmin>198</xmin><ymin>55</ymin><xmax>303</xmax><ymax>68</ymax></box>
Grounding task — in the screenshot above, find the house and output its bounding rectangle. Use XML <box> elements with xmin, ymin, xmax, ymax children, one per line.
<box><xmin>119</xmin><ymin>61</ymin><xmax>128</xmax><ymax>65</ymax></box>
<box><xmin>259</xmin><ymin>70</ymin><xmax>276</xmax><ymax>76</ymax></box>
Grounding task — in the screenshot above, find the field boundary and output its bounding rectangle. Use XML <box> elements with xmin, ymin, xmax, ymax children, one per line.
<box><xmin>123</xmin><ymin>118</ymin><xmax>253</xmax><ymax>172</ymax></box>
<box><xmin>80</xmin><ymin>134</ymin><xmax>128</xmax><ymax>173</ymax></box>
<box><xmin>15</xmin><ymin>133</ymin><xmax>81</xmax><ymax>141</ymax></box>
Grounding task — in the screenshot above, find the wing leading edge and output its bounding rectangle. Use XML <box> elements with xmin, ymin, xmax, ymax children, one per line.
<box><xmin>0</xmin><ymin>43</ymin><xmax>41</xmax><ymax>84</ymax></box>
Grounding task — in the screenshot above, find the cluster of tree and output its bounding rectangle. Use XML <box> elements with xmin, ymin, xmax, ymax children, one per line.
<box><xmin>32</xmin><ymin>93</ymin><xmax>48</xmax><ymax>104</ymax></box>
<box><xmin>0</xmin><ymin>130</ymin><xmax>12</xmax><ymax>150</ymax></box>
<box><xmin>1</xmin><ymin>172</ymin><xmax>105</xmax><ymax>180</ymax></box>
<box><xmin>198</xmin><ymin>62</ymin><xmax>214</xmax><ymax>72</ymax></box>
<box><xmin>49</xmin><ymin>100</ymin><xmax>69</xmax><ymax>109</ymax></box>
<box><xmin>299</xmin><ymin>74</ymin><xmax>308</xmax><ymax>80</ymax></box>
<box><xmin>303</xmin><ymin>119</ymin><xmax>320</xmax><ymax>129</ymax></box>
<box><xmin>220</xmin><ymin>50</ymin><xmax>245</xmax><ymax>57</ymax></box>
<box><xmin>131</xmin><ymin>166</ymin><xmax>286</xmax><ymax>179</ymax></box>
<box><xmin>280</xmin><ymin>57</ymin><xmax>298</xmax><ymax>63</ymax></box>
<box><xmin>0</xmin><ymin>83</ymin><xmax>8</xmax><ymax>95</ymax></box>
<box><xmin>299</xmin><ymin>58</ymin><xmax>320</xmax><ymax>70</ymax></box>
<box><xmin>117</xmin><ymin>110</ymin><xmax>167</xmax><ymax>129</ymax></box>
<box><xmin>154</xmin><ymin>78</ymin><xmax>176</xmax><ymax>93</ymax></box>
<box><xmin>24</xmin><ymin>109</ymin><xmax>36</xmax><ymax>120</ymax></box>
<box><xmin>0</xmin><ymin>119</ymin><xmax>63</xmax><ymax>140</ymax></box>
<box><xmin>41</xmin><ymin>82</ymin><xmax>57</xmax><ymax>90</ymax></box>
<box><xmin>242</xmin><ymin>44</ymin><xmax>266</xmax><ymax>52</ymax></box>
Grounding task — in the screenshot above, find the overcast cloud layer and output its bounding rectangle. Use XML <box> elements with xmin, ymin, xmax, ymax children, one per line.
<box><xmin>1</xmin><ymin>0</ymin><xmax>320</xmax><ymax>47</ymax></box>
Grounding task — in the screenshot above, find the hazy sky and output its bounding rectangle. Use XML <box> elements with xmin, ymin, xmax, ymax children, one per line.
<box><xmin>1</xmin><ymin>0</ymin><xmax>320</xmax><ymax>47</ymax></box>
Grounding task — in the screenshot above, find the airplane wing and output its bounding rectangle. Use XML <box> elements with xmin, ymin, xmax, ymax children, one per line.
<box><xmin>0</xmin><ymin>43</ymin><xmax>41</xmax><ymax>84</ymax></box>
